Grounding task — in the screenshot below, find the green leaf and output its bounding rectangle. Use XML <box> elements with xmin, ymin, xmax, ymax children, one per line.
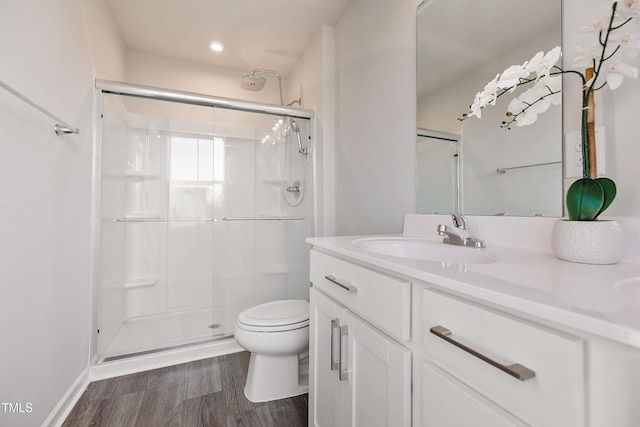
<box><xmin>566</xmin><ymin>178</ymin><xmax>605</xmax><ymax>221</ymax></box>
<box><xmin>594</xmin><ymin>177</ymin><xmax>617</xmax><ymax>218</ymax></box>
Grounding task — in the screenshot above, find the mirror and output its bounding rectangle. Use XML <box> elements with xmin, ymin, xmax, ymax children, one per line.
<box><xmin>416</xmin><ymin>0</ymin><xmax>563</xmax><ymax>217</ymax></box>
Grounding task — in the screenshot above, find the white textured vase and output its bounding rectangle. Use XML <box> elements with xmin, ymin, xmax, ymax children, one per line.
<box><xmin>551</xmin><ymin>220</ymin><xmax>625</xmax><ymax>265</ymax></box>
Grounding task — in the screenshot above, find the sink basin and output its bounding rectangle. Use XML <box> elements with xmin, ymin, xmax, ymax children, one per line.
<box><xmin>352</xmin><ymin>237</ymin><xmax>497</xmax><ymax>264</ymax></box>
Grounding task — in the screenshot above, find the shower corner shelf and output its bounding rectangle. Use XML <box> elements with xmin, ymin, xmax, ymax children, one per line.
<box><xmin>262</xmin><ymin>266</ymin><xmax>289</xmax><ymax>276</ymax></box>
<box><xmin>261</xmin><ymin>178</ymin><xmax>286</xmax><ymax>186</ymax></box>
<box><xmin>123</xmin><ymin>277</ymin><xmax>159</xmax><ymax>290</ymax></box>
<box><xmin>125</xmin><ymin>170</ymin><xmax>161</xmax><ymax>180</ymax></box>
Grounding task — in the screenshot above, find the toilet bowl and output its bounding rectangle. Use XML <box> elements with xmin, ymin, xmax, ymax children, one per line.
<box><xmin>235</xmin><ymin>299</ymin><xmax>310</xmax><ymax>402</ymax></box>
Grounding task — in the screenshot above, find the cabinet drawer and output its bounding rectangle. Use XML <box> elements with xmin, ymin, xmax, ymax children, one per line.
<box><xmin>422</xmin><ymin>362</ymin><xmax>524</xmax><ymax>427</ymax></box>
<box><xmin>310</xmin><ymin>249</ymin><xmax>410</xmax><ymax>341</ymax></box>
<box><xmin>423</xmin><ymin>289</ymin><xmax>585</xmax><ymax>427</ymax></box>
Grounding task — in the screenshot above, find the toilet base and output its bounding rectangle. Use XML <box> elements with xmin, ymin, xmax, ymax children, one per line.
<box><xmin>244</xmin><ymin>352</ymin><xmax>309</xmax><ymax>402</ymax></box>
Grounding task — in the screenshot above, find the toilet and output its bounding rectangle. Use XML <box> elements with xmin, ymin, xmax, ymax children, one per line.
<box><xmin>234</xmin><ymin>299</ymin><xmax>310</xmax><ymax>402</ymax></box>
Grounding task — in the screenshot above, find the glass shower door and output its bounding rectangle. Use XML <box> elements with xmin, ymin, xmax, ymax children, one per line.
<box><xmin>213</xmin><ymin>109</ymin><xmax>314</xmax><ymax>331</ymax></box>
<box><xmin>97</xmin><ymin>94</ymin><xmax>222</xmax><ymax>361</ymax></box>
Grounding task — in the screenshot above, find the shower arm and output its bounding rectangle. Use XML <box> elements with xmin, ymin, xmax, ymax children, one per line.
<box><xmin>252</xmin><ymin>69</ymin><xmax>283</xmax><ymax>105</ymax></box>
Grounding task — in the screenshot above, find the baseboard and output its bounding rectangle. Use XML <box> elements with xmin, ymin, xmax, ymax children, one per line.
<box><xmin>42</xmin><ymin>368</ymin><xmax>91</xmax><ymax>427</ymax></box>
<box><xmin>90</xmin><ymin>338</ymin><xmax>243</xmax><ymax>381</ymax></box>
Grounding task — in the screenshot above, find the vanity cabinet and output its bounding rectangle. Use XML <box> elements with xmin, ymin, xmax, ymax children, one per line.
<box><xmin>309</xmin><ymin>249</ymin><xmax>411</xmax><ymax>427</ymax></box>
<box><xmin>307</xmin><ymin>236</ymin><xmax>640</xmax><ymax>426</ymax></box>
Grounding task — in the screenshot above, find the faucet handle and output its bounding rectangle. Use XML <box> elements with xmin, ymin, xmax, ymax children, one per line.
<box><xmin>450</xmin><ymin>214</ymin><xmax>468</xmax><ymax>230</ymax></box>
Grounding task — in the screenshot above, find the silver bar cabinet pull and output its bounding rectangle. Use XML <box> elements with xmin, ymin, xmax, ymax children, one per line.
<box><xmin>330</xmin><ymin>319</ymin><xmax>340</xmax><ymax>371</ymax></box>
<box><xmin>430</xmin><ymin>325</ymin><xmax>536</xmax><ymax>381</ymax></box>
<box><xmin>339</xmin><ymin>325</ymin><xmax>349</xmax><ymax>381</ymax></box>
<box><xmin>324</xmin><ymin>275</ymin><xmax>358</xmax><ymax>293</ymax></box>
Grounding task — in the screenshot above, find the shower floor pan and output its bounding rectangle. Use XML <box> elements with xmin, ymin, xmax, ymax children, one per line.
<box><xmin>98</xmin><ymin>308</ymin><xmax>230</xmax><ymax>362</ymax></box>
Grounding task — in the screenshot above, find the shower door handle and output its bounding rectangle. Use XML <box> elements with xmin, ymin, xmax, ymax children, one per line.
<box><xmin>330</xmin><ymin>319</ymin><xmax>340</xmax><ymax>371</ymax></box>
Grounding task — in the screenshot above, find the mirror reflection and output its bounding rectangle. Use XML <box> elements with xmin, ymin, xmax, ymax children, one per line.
<box><xmin>417</xmin><ymin>0</ymin><xmax>563</xmax><ymax>217</ymax></box>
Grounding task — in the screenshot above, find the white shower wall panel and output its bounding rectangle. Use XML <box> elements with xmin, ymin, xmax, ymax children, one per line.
<box><xmin>167</xmin><ymin>224</ymin><xmax>215</xmax><ymax>308</ymax></box>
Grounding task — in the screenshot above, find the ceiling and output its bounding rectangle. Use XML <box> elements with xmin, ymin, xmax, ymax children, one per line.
<box><xmin>417</xmin><ymin>0</ymin><xmax>561</xmax><ymax>98</ymax></box>
<box><xmin>104</xmin><ymin>0</ymin><xmax>354</xmax><ymax>79</ymax></box>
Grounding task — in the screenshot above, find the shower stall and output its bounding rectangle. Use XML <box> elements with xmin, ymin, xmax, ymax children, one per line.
<box><xmin>93</xmin><ymin>80</ymin><xmax>314</xmax><ymax>362</ymax></box>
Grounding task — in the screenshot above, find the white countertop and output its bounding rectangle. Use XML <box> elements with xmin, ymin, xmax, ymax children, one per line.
<box><xmin>307</xmin><ymin>214</ymin><xmax>640</xmax><ymax>349</ymax></box>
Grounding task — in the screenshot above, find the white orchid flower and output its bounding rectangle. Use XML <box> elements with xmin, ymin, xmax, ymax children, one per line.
<box><xmin>606</xmin><ymin>58</ymin><xmax>639</xmax><ymax>89</ymax></box>
<box><xmin>537</xmin><ymin>46</ymin><xmax>562</xmax><ymax>78</ymax></box>
<box><xmin>523</xmin><ymin>47</ymin><xmax>561</xmax><ymax>81</ymax></box>
<box><xmin>615</xmin><ymin>0</ymin><xmax>640</xmax><ymax>16</ymax></box>
<box><xmin>462</xmin><ymin>0</ymin><xmax>639</xmax><ymax>138</ymax></box>
<box><xmin>610</xmin><ymin>31</ymin><xmax>640</xmax><ymax>57</ymax></box>
<box><xmin>498</xmin><ymin>64</ymin><xmax>529</xmax><ymax>91</ymax></box>
<box><xmin>507</xmin><ymin>96</ymin><xmax>541</xmax><ymax>127</ymax></box>
<box><xmin>521</xmin><ymin>81</ymin><xmax>552</xmax><ymax>112</ymax></box>
<box><xmin>507</xmin><ymin>98</ymin><xmax>535</xmax><ymax>126</ymax></box>
<box><xmin>505</xmin><ymin>76</ymin><xmax>562</xmax><ymax>127</ymax></box>
<box><xmin>523</xmin><ymin>51</ymin><xmax>544</xmax><ymax>74</ymax></box>
<box><xmin>572</xmin><ymin>45</ymin><xmax>601</xmax><ymax>67</ymax></box>
<box><xmin>469</xmin><ymin>74</ymin><xmax>500</xmax><ymax>118</ymax></box>
<box><xmin>544</xmin><ymin>76</ymin><xmax>563</xmax><ymax>105</ymax></box>
<box><xmin>579</xmin><ymin>15</ymin><xmax>613</xmax><ymax>32</ymax></box>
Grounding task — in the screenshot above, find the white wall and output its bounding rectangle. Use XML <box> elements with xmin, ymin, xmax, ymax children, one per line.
<box><xmin>0</xmin><ymin>0</ymin><xmax>95</xmax><ymax>426</ymax></box>
<box><xmin>288</xmin><ymin>25</ymin><xmax>337</xmax><ymax>236</ymax></box>
<box><xmin>124</xmin><ymin>51</ymin><xmax>288</xmax><ymax>105</ymax></box>
<box><xmin>83</xmin><ymin>0</ymin><xmax>126</xmax><ymax>80</ymax></box>
<box><xmin>334</xmin><ymin>0</ymin><xmax>418</xmax><ymax>236</ymax></box>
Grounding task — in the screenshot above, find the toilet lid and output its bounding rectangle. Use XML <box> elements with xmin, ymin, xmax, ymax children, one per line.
<box><xmin>238</xmin><ymin>299</ymin><xmax>309</xmax><ymax>328</ymax></box>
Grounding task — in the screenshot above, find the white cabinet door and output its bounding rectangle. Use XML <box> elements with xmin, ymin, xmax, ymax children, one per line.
<box><xmin>310</xmin><ymin>288</ymin><xmax>412</xmax><ymax>427</ymax></box>
<box><xmin>310</xmin><ymin>288</ymin><xmax>347</xmax><ymax>427</ymax></box>
<box><xmin>343</xmin><ymin>311</ymin><xmax>412</xmax><ymax>427</ymax></box>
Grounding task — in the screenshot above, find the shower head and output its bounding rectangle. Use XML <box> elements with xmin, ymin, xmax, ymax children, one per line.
<box><xmin>240</xmin><ymin>69</ymin><xmax>283</xmax><ymax>105</ymax></box>
<box><xmin>240</xmin><ymin>72</ymin><xmax>266</xmax><ymax>91</ymax></box>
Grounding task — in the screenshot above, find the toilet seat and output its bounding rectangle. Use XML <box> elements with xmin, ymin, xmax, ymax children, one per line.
<box><xmin>237</xmin><ymin>300</ymin><xmax>309</xmax><ymax>332</ymax></box>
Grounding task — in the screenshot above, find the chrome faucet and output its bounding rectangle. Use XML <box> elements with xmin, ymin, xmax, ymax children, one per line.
<box><xmin>437</xmin><ymin>214</ymin><xmax>486</xmax><ymax>248</ymax></box>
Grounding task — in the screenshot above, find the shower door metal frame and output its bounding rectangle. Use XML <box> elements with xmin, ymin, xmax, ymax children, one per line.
<box><xmin>95</xmin><ymin>79</ymin><xmax>313</xmax><ymax>120</ymax></box>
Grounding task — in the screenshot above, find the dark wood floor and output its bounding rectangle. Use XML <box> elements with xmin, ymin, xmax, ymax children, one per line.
<box><xmin>62</xmin><ymin>351</ymin><xmax>308</xmax><ymax>427</ymax></box>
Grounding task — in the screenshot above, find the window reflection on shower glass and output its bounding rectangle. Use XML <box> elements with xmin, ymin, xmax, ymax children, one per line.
<box><xmin>168</xmin><ymin>136</ymin><xmax>225</xmax><ymax>219</ymax></box>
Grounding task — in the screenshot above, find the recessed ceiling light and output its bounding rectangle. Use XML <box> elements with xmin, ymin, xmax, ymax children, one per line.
<box><xmin>209</xmin><ymin>41</ymin><xmax>225</xmax><ymax>52</ymax></box>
